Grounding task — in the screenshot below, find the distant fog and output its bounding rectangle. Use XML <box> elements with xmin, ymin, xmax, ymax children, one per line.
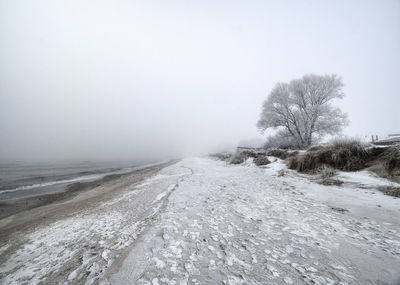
<box><xmin>1</xmin><ymin>0</ymin><xmax>399</xmax><ymax>162</ymax></box>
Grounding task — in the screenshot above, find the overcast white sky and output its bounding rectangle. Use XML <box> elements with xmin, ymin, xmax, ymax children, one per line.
<box><xmin>1</xmin><ymin>0</ymin><xmax>399</xmax><ymax>161</ymax></box>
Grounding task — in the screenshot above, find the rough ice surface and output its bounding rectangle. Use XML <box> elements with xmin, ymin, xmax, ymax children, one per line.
<box><xmin>1</xmin><ymin>157</ymin><xmax>400</xmax><ymax>285</ymax></box>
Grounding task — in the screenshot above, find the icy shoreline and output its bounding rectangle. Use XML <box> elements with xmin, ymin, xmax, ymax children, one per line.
<box><xmin>1</xmin><ymin>157</ymin><xmax>400</xmax><ymax>284</ymax></box>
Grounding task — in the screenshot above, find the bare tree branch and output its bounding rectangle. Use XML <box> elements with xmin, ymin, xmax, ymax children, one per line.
<box><xmin>257</xmin><ymin>74</ymin><xmax>348</xmax><ymax>148</ymax></box>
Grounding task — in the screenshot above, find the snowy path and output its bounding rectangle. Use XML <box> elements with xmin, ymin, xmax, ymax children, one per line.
<box><xmin>1</xmin><ymin>157</ymin><xmax>400</xmax><ymax>284</ymax></box>
<box><xmin>111</xmin><ymin>157</ymin><xmax>400</xmax><ymax>285</ymax></box>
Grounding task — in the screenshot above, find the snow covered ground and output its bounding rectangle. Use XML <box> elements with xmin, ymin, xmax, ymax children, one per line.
<box><xmin>1</xmin><ymin>157</ymin><xmax>400</xmax><ymax>284</ymax></box>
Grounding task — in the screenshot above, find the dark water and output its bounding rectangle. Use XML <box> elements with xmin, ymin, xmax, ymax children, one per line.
<box><xmin>0</xmin><ymin>160</ymin><xmax>153</xmax><ymax>200</ymax></box>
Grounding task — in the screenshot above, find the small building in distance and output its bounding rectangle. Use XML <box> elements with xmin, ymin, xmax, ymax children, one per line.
<box><xmin>373</xmin><ymin>134</ymin><xmax>400</xmax><ymax>146</ymax></box>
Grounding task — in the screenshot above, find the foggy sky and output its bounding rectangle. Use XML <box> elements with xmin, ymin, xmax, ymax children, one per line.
<box><xmin>1</xmin><ymin>0</ymin><xmax>399</xmax><ymax>162</ymax></box>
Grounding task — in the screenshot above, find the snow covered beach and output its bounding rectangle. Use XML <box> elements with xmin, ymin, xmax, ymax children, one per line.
<box><xmin>1</xmin><ymin>157</ymin><xmax>400</xmax><ymax>284</ymax></box>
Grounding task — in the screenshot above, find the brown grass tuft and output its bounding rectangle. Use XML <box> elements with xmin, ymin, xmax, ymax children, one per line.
<box><xmin>254</xmin><ymin>156</ymin><xmax>271</xmax><ymax>166</ymax></box>
<box><xmin>289</xmin><ymin>138</ymin><xmax>368</xmax><ymax>172</ymax></box>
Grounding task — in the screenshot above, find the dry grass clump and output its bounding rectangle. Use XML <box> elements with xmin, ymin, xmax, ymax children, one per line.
<box><xmin>266</xmin><ymin>149</ymin><xmax>288</xmax><ymax>159</ymax></box>
<box><xmin>254</xmin><ymin>156</ymin><xmax>271</xmax><ymax>166</ymax></box>
<box><xmin>367</xmin><ymin>146</ymin><xmax>400</xmax><ymax>183</ymax></box>
<box><xmin>327</xmin><ymin>138</ymin><xmax>368</xmax><ymax>170</ymax></box>
<box><xmin>266</xmin><ymin>149</ymin><xmax>298</xmax><ymax>160</ymax></box>
<box><xmin>307</xmin><ymin>145</ymin><xmax>324</xmax><ymax>152</ymax></box>
<box><xmin>377</xmin><ymin>186</ymin><xmax>400</xmax><ymax>198</ymax></box>
<box><xmin>212</xmin><ymin>150</ymin><xmax>271</xmax><ymax>166</ymax></box>
<box><xmin>229</xmin><ymin>153</ymin><xmax>247</xmax><ymax>164</ymax></box>
<box><xmin>288</xmin><ymin>138</ymin><xmax>400</xmax><ymax>184</ymax></box>
<box><xmin>381</xmin><ymin>146</ymin><xmax>400</xmax><ymax>174</ymax></box>
<box><xmin>289</xmin><ymin>138</ymin><xmax>368</xmax><ymax>172</ymax></box>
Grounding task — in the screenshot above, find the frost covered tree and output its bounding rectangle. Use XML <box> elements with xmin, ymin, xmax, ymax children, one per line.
<box><xmin>257</xmin><ymin>74</ymin><xmax>348</xmax><ymax>148</ymax></box>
